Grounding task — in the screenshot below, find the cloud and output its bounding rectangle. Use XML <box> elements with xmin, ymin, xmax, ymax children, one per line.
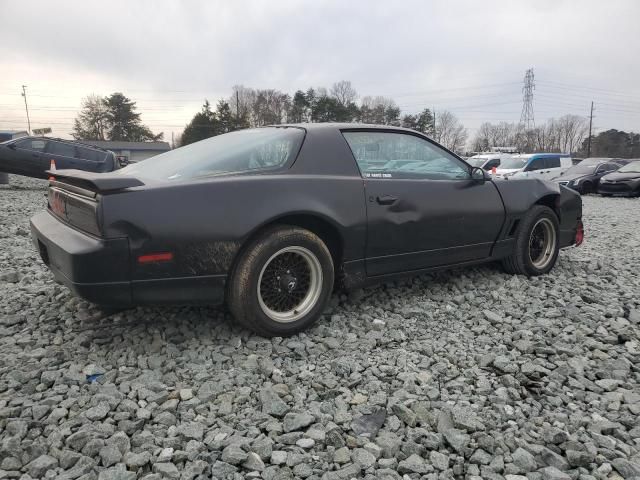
<box><xmin>1</xmin><ymin>0</ymin><xmax>639</xmax><ymax>137</ymax></box>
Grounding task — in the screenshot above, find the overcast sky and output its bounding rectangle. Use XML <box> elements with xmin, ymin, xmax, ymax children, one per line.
<box><xmin>1</xmin><ymin>0</ymin><xmax>639</xmax><ymax>140</ymax></box>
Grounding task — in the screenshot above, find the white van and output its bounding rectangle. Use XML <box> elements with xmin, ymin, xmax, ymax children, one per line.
<box><xmin>495</xmin><ymin>153</ymin><xmax>573</xmax><ymax>181</ymax></box>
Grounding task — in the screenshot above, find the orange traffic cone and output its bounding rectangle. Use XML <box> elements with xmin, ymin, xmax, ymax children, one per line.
<box><xmin>49</xmin><ymin>159</ymin><xmax>56</xmax><ymax>181</ymax></box>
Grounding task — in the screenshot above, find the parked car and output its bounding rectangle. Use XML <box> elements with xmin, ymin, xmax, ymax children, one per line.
<box><xmin>0</xmin><ymin>137</ymin><xmax>119</xmax><ymax>179</ymax></box>
<box><xmin>495</xmin><ymin>153</ymin><xmax>573</xmax><ymax>181</ymax></box>
<box><xmin>466</xmin><ymin>153</ymin><xmax>510</xmax><ymax>171</ymax></box>
<box><xmin>597</xmin><ymin>160</ymin><xmax>640</xmax><ymax>197</ymax></box>
<box><xmin>0</xmin><ymin>130</ymin><xmax>28</xmax><ymax>142</ymax></box>
<box><xmin>31</xmin><ymin>124</ymin><xmax>583</xmax><ymax>336</ymax></box>
<box><xmin>552</xmin><ymin>161</ymin><xmax>622</xmax><ymax>194</ymax></box>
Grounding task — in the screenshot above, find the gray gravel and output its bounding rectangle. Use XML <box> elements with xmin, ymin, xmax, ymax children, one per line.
<box><xmin>1</xmin><ymin>176</ymin><xmax>640</xmax><ymax>480</ymax></box>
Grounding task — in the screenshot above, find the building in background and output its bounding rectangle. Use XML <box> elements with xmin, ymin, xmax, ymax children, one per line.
<box><xmin>79</xmin><ymin>140</ymin><xmax>170</xmax><ymax>164</ymax></box>
<box><xmin>0</xmin><ymin>130</ymin><xmax>29</xmax><ymax>142</ymax></box>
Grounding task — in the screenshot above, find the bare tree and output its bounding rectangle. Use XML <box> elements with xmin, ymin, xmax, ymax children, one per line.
<box><xmin>435</xmin><ymin>111</ymin><xmax>467</xmax><ymax>153</ymax></box>
<box><xmin>330</xmin><ymin>80</ymin><xmax>358</xmax><ymax>106</ymax></box>
<box><xmin>555</xmin><ymin>114</ymin><xmax>589</xmax><ymax>153</ymax></box>
<box><xmin>72</xmin><ymin>94</ymin><xmax>109</xmax><ymax>140</ymax></box>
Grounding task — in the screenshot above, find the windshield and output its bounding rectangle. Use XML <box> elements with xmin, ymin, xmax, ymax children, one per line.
<box><xmin>499</xmin><ymin>157</ymin><xmax>528</xmax><ymax>169</ymax></box>
<box><xmin>618</xmin><ymin>161</ymin><xmax>640</xmax><ymax>173</ymax></box>
<box><xmin>562</xmin><ymin>165</ymin><xmax>596</xmax><ymax>175</ymax></box>
<box><xmin>118</xmin><ymin>127</ymin><xmax>304</xmax><ymax>181</ymax></box>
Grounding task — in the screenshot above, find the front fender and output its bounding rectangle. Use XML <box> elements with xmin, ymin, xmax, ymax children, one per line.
<box><xmin>493</xmin><ymin>178</ymin><xmax>582</xmax><ymax>246</ymax></box>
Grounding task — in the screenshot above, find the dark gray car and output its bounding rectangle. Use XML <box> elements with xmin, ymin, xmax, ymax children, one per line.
<box><xmin>0</xmin><ymin>137</ymin><xmax>119</xmax><ymax>179</ymax></box>
<box><xmin>30</xmin><ymin>124</ymin><xmax>583</xmax><ymax>336</ymax></box>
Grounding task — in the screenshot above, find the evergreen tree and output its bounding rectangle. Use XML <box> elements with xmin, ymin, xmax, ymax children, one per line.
<box><xmin>103</xmin><ymin>92</ymin><xmax>162</xmax><ymax>141</ymax></box>
<box><xmin>180</xmin><ymin>100</ymin><xmax>218</xmax><ymax>146</ymax></box>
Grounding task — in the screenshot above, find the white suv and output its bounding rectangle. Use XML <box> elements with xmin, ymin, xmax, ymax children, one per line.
<box><xmin>495</xmin><ymin>153</ymin><xmax>572</xmax><ymax>181</ymax></box>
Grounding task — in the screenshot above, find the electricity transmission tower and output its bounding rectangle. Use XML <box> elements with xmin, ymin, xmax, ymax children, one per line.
<box><xmin>520</xmin><ymin>68</ymin><xmax>535</xmax><ymax>130</ymax></box>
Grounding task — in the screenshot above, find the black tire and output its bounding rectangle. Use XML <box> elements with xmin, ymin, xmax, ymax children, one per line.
<box><xmin>502</xmin><ymin>205</ymin><xmax>560</xmax><ymax>276</ymax></box>
<box><xmin>227</xmin><ymin>225</ymin><xmax>334</xmax><ymax>337</ymax></box>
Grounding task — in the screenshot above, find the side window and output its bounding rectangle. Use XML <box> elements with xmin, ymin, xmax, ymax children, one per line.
<box><xmin>15</xmin><ymin>138</ymin><xmax>48</xmax><ymax>151</ymax></box>
<box><xmin>46</xmin><ymin>141</ymin><xmax>76</xmax><ymax>157</ymax></box>
<box><xmin>526</xmin><ymin>158</ymin><xmax>545</xmax><ymax>171</ymax></box>
<box><xmin>76</xmin><ymin>146</ymin><xmax>105</xmax><ymax>162</ymax></box>
<box><xmin>605</xmin><ymin>163</ymin><xmax>619</xmax><ymax>171</ymax></box>
<box><xmin>545</xmin><ymin>157</ymin><xmax>561</xmax><ymax>168</ymax></box>
<box><xmin>342</xmin><ymin>131</ymin><xmax>469</xmax><ymax>180</ymax></box>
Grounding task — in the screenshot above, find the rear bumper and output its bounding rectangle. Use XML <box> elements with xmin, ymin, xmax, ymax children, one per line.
<box><xmin>30</xmin><ymin>211</ymin><xmax>226</xmax><ymax>306</ymax></box>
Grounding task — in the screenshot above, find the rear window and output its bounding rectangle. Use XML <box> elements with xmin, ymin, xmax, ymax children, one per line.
<box><xmin>119</xmin><ymin>127</ymin><xmax>304</xmax><ymax>181</ymax></box>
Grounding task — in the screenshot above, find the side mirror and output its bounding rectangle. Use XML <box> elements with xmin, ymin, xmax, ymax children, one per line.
<box><xmin>7</xmin><ymin>143</ymin><xmax>17</xmax><ymax>150</ymax></box>
<box><xmin>471</xmin><ymin>167</ymin><xmax>487</xmax><ymax>182</ymax></box>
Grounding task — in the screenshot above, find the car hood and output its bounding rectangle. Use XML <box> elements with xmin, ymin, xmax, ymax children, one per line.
<box><xmin>554</xmin><ymin>173</ymin><xmax>591</xmax><ymax>182</ymax></box>
<box><xmin>601</xmin><ymin>171</ymin><xmax>640</xmax><ymax>182</ymax></box>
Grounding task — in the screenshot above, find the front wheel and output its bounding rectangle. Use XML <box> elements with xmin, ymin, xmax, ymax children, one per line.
<box><xmin>227</xmin><ymin>226</ymin><xmax>334</xmax><ymax>337</ymax></box>
<box><xmin>502</xmin><ymin>205</ymin><xmax>560</xmax><ymax>276</ymax></box>
<box><xmin>580</xmin><ymin>181</ymin><xmax>593</xmax><ymax>195</ymax></box>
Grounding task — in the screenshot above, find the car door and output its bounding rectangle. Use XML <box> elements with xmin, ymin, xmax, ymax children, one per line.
<box><xmin>523</xmin><ymin>156</ymin><xmax>549</xmax><ymax>178</ymax></box>
<box><xmin>44</xmin><ymin>140</ymin><xmax>80</xmax><ymax>170</ymax></box>
<box><xmin>342</xmin><ymin>130</ymin><xmax>505</xmax><ymax>277</ymax></box>
<box><xmin>542</xmin><ymin>157</ymin><xmax>562</xmax><ymax>180</ymax></box>
<box><xmin>1</xmin><ymin>138</ymin><xmax>49</xmax><ymax>176</ymax></box>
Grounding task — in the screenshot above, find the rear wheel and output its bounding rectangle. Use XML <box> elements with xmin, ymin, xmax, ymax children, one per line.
<box><xmin>227</xmin><ymin>226</ymin><xmax>334</xmax><ymax>337</ymax></box>
<box><xmin>502</xmin><ymin>205</ymin><xmax>560</xmax><ymax>276</ymax></box>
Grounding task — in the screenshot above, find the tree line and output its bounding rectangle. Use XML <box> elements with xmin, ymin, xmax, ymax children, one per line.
<box><xmin>179</xmin><ymin>81</ymin><xmax>468</xmax><ymax>153</ymax></box>
<box><xmin>71</xmin><ymin>82</ymin><xmax>639</xmax><ymax>158</ymax></box>
<box><xmin>471</xmin><ymin>117</ymin><xmax>640</xmax><ymax>158</ymax></box>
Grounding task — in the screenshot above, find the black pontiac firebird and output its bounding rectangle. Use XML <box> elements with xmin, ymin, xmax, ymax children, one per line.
<box><xmin>31</xmin><ymin>124</ymin><xmax>583</xmax><ymax>336</ymax></box>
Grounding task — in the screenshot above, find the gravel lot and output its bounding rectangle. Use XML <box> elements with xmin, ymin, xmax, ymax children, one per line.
<box><xmin>1</xmin><ymin>176</ymin><xmax>639</xmax><ymax>480</ymax></box>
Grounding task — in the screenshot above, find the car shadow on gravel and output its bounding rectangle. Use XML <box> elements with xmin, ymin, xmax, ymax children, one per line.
<box><xmin>71</xmin><ymin>261</ymin><xmax>506</xmax><ymax>342</ymax></box>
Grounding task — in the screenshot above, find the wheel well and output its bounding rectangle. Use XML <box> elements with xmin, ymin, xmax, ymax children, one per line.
<box><xmin>233</xmin><ymin>215</ymin><xmax>344</xmax><ymax>274</ymax></box>
<box><xmin>534</xmin><ymin>194</ymin><xmax>561</xmax><ymax>219</ymax></box>
<box><xmin>270</xmin><ymin>215</ymin><xmax>344</xmax><ymax>267</ymax></box>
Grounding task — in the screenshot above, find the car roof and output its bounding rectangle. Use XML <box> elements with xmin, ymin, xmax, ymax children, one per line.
<box><xmin>277</xmin><ymin>122</ymin><xmax>422</xmax><ymax>134</ymax></box>
<box><xmin>512</xmin><ymin>153</ymin><xmax>571</xmax><ymax>159</ymax></box>
<box><xmin>15</xmin><ymin>136</ymin><xmax>111</xmax><ymax>152</ymax></box>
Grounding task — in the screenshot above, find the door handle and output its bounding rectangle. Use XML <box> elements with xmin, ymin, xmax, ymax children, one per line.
<box><xmin>376</xmin><ymin>195</ymin><xmax>398</xmax><ymax>205</ymax></box>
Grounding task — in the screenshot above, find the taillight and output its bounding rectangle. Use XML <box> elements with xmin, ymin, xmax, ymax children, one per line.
<box><xmin>138</xmin><ymin>252</ymin><xmax>174</xmax><ymax>264</ymax></box>
<box><xmin>575</xmin><ymin>220</ymin><xmax>584</xmax><ymax>246</ymax></box>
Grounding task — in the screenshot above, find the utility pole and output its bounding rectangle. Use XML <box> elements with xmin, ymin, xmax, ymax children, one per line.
<box><xmin>587</xmin><ymin>101</ymin><xmax>594</xmax><ymax>158</ymax></box>
<box><xmin>519</xmin><ymin>68</ymin><xmax>535</xmax><ymax>130</ymax></box>
<box><xmin>21</xmin><ymin>85</ymin><xmax>31</xmax><ymax>134</ymax></box>
<box><xmin>432</xmin><ymin>108</ymin><xmax>436</xmax><ymax>140</ymax></box>
<box><xmin>235</xmin><ymin>91</ymin><xmax>240</xmax><ymax>129</ymax></box>
<box><xmin>519</xmin><ymin>68</ymin><xmax>535</xmax><ymax>152</ymax></box>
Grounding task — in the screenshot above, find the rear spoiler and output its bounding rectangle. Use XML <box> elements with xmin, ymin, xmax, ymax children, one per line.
<box><xmin>46</xmin><ymin>169</ymin><xmax>145</xmax><ymax>192</ymax></box>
